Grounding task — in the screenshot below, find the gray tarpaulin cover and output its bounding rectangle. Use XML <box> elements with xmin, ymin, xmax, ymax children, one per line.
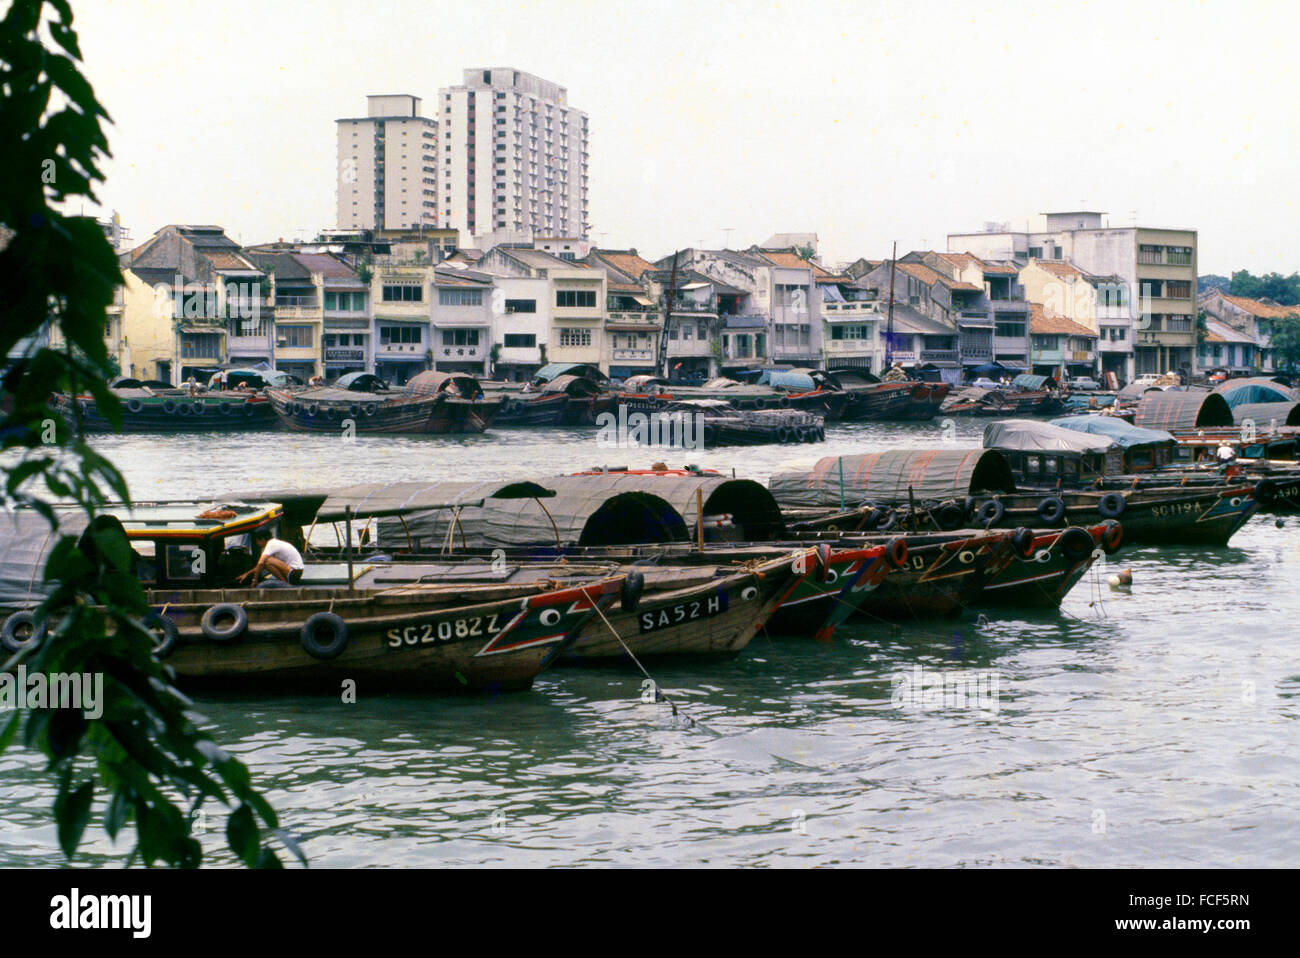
<box><xmin>1229</xmin><ymin>402</ymin><xmax>1300</xmax><ymax>427</ymax></box>
<box><xmin>0</xmin><ymin>511</ymin><xmax>88</xmax><ymax>610</ymax></box>
<box><xmin>1049</xmin><ymin>415</ymin><xmax>1175</xmax><ymax>448</ymax></box>
<box><xmin>983</xmin><ymin>419</ymin><xmax>1117</xmax><ymax>454</ymax></box>
<box><xmin>767</xmin><ymin>449</ymin><xmax>1016</xmax><ymax>508</ymax></box>
<box><xmin>1213</xmin><ymin>377</ymin><xmax>1299</xmax><ymax>408</ymax></box>
<box><xmin>372</xmin><ymin>474</ymin><xmax>784</xmax><ymax>549</ymax></box>
<box><xmin>1134</xmin><ymin>390</ymin><xmax>1233</xmax><ymax>430</ymax></box>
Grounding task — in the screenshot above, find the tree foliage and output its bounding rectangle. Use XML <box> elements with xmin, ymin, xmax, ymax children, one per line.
<box><xmin>0</xmin><ymin>0</ymin><xmax>295</xmax><ymax>867</ymax></box>
<box><xmin>1267</xmin><ymin>316</ymin><xmax>1300</xmax><ymax>374</ymax></box>
<box><xmin>1229</xmin><ymin>269</ymin><xmax>1300</xmax><ymax>306</ymax></box>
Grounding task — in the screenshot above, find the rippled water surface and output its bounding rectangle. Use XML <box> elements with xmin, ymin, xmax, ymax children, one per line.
<box><xmin>2</xmin><ymin>421</ymin><xmax>1297</xmax><ymax>867</ymax></box>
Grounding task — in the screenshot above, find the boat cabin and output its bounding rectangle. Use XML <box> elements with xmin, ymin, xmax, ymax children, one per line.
<box><xmin>1049</xmin><ymin>415</ymin><xmax>1176</xmax><ymax>473</ymax></box>
<box><xmin>982</xmin><ymin>419</ymin><xmax>1121</xmax><ymax>487</ymax></box>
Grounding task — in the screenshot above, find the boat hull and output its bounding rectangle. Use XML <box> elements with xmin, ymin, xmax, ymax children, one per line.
<box><xmin>976</xmin><ymin>524</ymin><xmax>1112</xmax><ymax>607</ymax></box>
<box><xmin>54</xmin><ymin>392</ymin><xmax>276</xmax><ymax>432</ymax></box>
<box><xmin>266</xmin><ymin>388</ymin><xmax>499</xmax><ymax>434</ymax></box>
<box><xmin>146</xmin><ymin>580</ymin><xmax>620</xmax><ymax>692</ymax></box>
<box><xmin>560</xmin><ymin>554</ymin><xmax>803</xmax><ymax>661</ymax></box>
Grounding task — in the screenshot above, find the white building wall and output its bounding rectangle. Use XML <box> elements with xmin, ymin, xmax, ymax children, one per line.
<box><xmin>336</xmin><ymin>95</ymin><xmax>436</xmax><ymax>231</ymax></box>
<box><xmin>440</xmin><ymin>68</ymin><xmax>589</xmax><ymax>241</ymax></box>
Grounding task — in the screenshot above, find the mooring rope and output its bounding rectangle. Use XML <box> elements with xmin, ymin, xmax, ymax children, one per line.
<box><xmin>578</xmin><ymin>586</ymin><xmax>717</xmax><ymax>733</ymax></box>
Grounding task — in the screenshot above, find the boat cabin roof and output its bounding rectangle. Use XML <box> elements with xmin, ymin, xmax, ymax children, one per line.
<box><xmin>65</xmin><ymin>501</ymin><xmax>283</xmax><ymax>540</ymax></box>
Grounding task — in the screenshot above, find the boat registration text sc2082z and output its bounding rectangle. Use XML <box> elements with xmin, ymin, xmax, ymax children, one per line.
<box><xmin>638</xmin><ymin>590</ymin><xmax>735</xmax><ymax>633</ymax></box>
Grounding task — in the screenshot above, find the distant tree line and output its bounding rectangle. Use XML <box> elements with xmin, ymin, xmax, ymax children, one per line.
<box><xmin>1226</xmin><ymin>270</ymin><xmax>1300</xmax><ymax>306</ymax></box>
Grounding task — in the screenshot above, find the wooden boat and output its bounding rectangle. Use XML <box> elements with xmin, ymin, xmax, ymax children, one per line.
<box><xmin>265</xmin><ymin>481</ymin><xmax>821</xmax><ymax>659</ymax></box>
<box><xmin>1</xmin><ymin>502</ymin><xmax>612</xmax><ymax>692</ymax></box>
<box><xmin>479</xmin><ymin>384</ymin><xmax>570</xmax><ymax>426</ymax></box>
<box><xmin>306</xmin><ymin>533</ymin><xmax>892</xmax><ymax>644</ymax></box>
<box><xmin>771</xmin><ymin>446</ymin><xmax>1259</xmax><ymax>547</ymax></box>
<box><xmin>798</xmin><ymin>527</ymin><xmax>1018</xmax><ymax>619</ymax></box>
<box><xmin>554</xmin><ymin>549</ymin><xmax>811</xmax><ymax>661</ymax></box>
<box><xmin>266</xmin><ymin>370</ymin><xmax>500</xmax><ymax>434</ymax></box>
<box><xmin>617</xmin><ymin>376</ymin><xmax>831</xmax><ymax>414</ymax></box>
<box><xmin>52</xmin><ymin>386</ymin><xmax>275</xmax><ymax>432</ymax></box>
<box><xmin>976</xmin><ymin>522</ymin><xmax>1117</xmax><ymax>607</ymax></box>
<box><xmin>602</xmin><ymin>399</ymin><xmax>824</xmax><ymax>447</ymax></box>
<box><xmin>541</xmin><ymin>373</ymin><xmax>617</xmax><ymax>425</ymax></box>
<box><xmin>777</xmin><ymin>517</ymin><xmax>1112</xmax><ymax>611</ymax></box>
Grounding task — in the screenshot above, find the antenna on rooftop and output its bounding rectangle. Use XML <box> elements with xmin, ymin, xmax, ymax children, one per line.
<box><xmin>722</xmin><ymin>226</ymin><xmax>735</xmax><ymax>248</ymax></box>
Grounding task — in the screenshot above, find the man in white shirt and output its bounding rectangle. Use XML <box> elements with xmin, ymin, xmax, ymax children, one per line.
<box><xmin>238</xmin><ymin>529</ymin><xmax>305</xmax><ymax>585</ymax></box>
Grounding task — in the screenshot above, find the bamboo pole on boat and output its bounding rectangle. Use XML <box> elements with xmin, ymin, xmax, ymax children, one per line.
<box><xmin>838</xmin><ymin>456</ymin><xmax>845</xmax><ymax>511</ymax></box>
<box><xmin>696</xmin><ymin>487</ymin><xmax>705</xmax><ymax>552</ymax></box>
<box><xmin>345</xmin><ymin>506</ymin><xmax>355</xmax><ymax>592</ymax></box>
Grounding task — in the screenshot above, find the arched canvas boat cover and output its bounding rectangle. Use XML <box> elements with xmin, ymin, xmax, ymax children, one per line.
<box><xmin>1134</xmin><ymin>390</ymin><xmax>1233</xmax><ymax>430</ymax></box>
<box><xmin>534</xmin><ymin>363</ymin><xmax>608</xmax><ymax>385</ymax></box>
<box><xmin>983</xmin><ymin>419</ymin><xmax>1117</xmax><ymax>454</ymax></box>
<box><xmin>266</xmin><ymin>480</ymin><xmax>555</xmax><ymax>525</ymax></box>
<box><xmin>541</xmin><ymin>374</ymin><xmax>602</xmax><ymax>397</ymax></box>
<box><xmin>1011</xmin><ymin>373</ymin><xmax>1055</xmax><ymax>391</ymax></box>
<box><xmin>760</xmin><ymin>370</ymin><xmax>818</xmax><ymax>392</ymax></box>
<box><xmin>622</xmin><ymin>375</ymin><xmax>669</xmax><ymax>390</ymax></box>
<box><xmin>825</xmin><ymin>368</ymin><xmax>881</xmax><ymax>387</ymax></box>
<box><xmin>373</xmin><ymin>474</ymin><xmax>784</xmax><ymax>549</ymax></box>
<box><xmin>1049</xmin><ymin>415</ymin><xmax>1175</xmax><ymax>448</ymax></box>
<box><xmin>405</xmin><ymin>371</ymin><xmax>483</xmax><ymax>398</ymax></box>
<box><xmin>335</xmin><ymin>371</ymin><xmax>387</xmax><ymax>392</ymax></box>
<box><xmin>1117</xmin><ymin>382</ymin><xmax>1163</xmax><ymax>401</ymax></box>
<box><xmin>768</xmin><ymin>449</ymin><xmax>1015</xmax><ymax>508</ymax></box>
<box><xmin>1213</xmin><ymin>377</ymin><xmax>1299</xmax><ymax>408</ymax></box>
<box><xmin>1229</xmin><ymin>402</ymin><xmax>1300</xmax><ymax>427</ymax></box>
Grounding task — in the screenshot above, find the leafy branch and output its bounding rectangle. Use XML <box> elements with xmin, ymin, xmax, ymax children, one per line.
<box><xmin>0</xmin><ymin>0</ymin><xmax>294</xmax><ymax>867</ymax></box>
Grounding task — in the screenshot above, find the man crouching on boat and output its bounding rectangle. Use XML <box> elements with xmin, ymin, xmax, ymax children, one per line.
<box><xmin>238</xmin><ymin>528</ymin><xmax>305</xmax><ymax>586</ymax></box>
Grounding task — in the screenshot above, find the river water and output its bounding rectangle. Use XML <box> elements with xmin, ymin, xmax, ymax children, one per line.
<box><xmin>2</xmin><ymin>420</ymin><xmax>1297</xmax><ymax>867</ymax></box>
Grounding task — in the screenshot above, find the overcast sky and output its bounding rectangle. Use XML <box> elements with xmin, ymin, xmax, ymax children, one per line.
<box><xmin>70</xmin><ymin>0</ymin><xmax>1297</xmax><ymax>274</ymax></box>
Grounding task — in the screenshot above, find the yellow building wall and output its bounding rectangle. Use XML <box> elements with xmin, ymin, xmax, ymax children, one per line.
<box><xmin>119</xmin><ymin>270</ymin><xmax>178</xmax><ymax>382</ymax></box>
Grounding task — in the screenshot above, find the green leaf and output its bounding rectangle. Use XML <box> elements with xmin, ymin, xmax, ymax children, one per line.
<box><xmin>104</xmin><ymin>789</ymin><xmax>131</xmax><ymax>841</ymax></box>
<box><xmin>54</xmin><ymin>779</ymin><xmax>93</xmax><ymax>858</ymax></box>
<box><xmin>226</xmin><ymin>803</ymin><xmax>259</xmax><ymax>867</ymax></box>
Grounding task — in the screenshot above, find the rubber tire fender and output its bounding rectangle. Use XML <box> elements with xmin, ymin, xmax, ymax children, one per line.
<box><xmin>620</xmin><ymin>571</ymin><xmax>645</xmax><ymax>613</ymax></box>
<box><xmin>1098</xmin><ymin>492</ymin><xmax>1126</xmax><ymax>519</ymax></box>
<box><xmin>200</xmin><ymin>603</ymin><xmax>248</xmax><ymax>643</ymax></box>
<box><xmin>1</xmin><ymin>611</ymin><xmax>45</xmax><ymax>653</ymax></box>
<box><xmin>143</xmin><ymin>610</ymin><xmax>178</xmax><ymax>658</ymax></box>
<box><xmin>300</xmin><ymin>612</ymin><xmax>349</xmax><ymax>660</ymax></box>
<box><xmin>1058</xmin><ymin>527</ymin><xmax>1094</xmax><ymax>563</ymax></box>
<box><xmin>1037</xmin><ymin>496</ymin><xmax>1067</xmax><ymax>525</ymax></box>
<box><xmin>978</xmin><ymin>499</ymin><xmax>1005</xmax><ymax>525</ymax></box>
<box><xmin>1253</xmin><ymin>478</ymin><xmax>1278</xmax><ymax>505</ymax></box>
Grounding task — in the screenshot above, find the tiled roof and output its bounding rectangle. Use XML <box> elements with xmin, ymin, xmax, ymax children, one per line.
<box><xmin>1032</xmin><ymin>260</ymin><xmax>1086</xmax><ymax>280</ymax></box>
<box><xmin>204</xmin><ymin>250</ymin><xmax>260</xmax><ymax>272</ymax></box>
<box><xmin>755</xmin><ymin>249</ymin><xmax>820</xmax><ymax>272</ymax></box>
<box><xmin>593</xmin><ymin>250</ymin><xmax>655</xmax><ymax>283</ymax></box>
<box><xmin>1204</xmin><ymin>317</ymin><xmax>1259</xmax><ymax>344</ymax></box>
<box><xmin>884</xmin><ymin>304</ymin><xmax>956</xmax><ymax>336</ymax></box>
<box><xmin>1028</xmin><ymin>303</ymin><xmax>1096</xmax><ymax>337</ymax></box>
<box><xmin>894</xmin><ymin>260</ymin><xmax>981</xmax><ymax>292</ymax></box>
<box><xmin>932</xmin><ymin>251</ymin><xmax>981</xmax><ymax>271</ymax></box>
<box><xmin>894</xmin><ymin>261</ymin><xmax>945</xmax><ymax>286</ymax></box>
<box><xmin>290</xmin><ymin>252</ymin><xmax>357</xmax><ymax>280</ymax></box>
<box><xmin>1217</xmin><ymin>292</ymin><xmax>1300</xmax><ymax>319</ymax></box>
